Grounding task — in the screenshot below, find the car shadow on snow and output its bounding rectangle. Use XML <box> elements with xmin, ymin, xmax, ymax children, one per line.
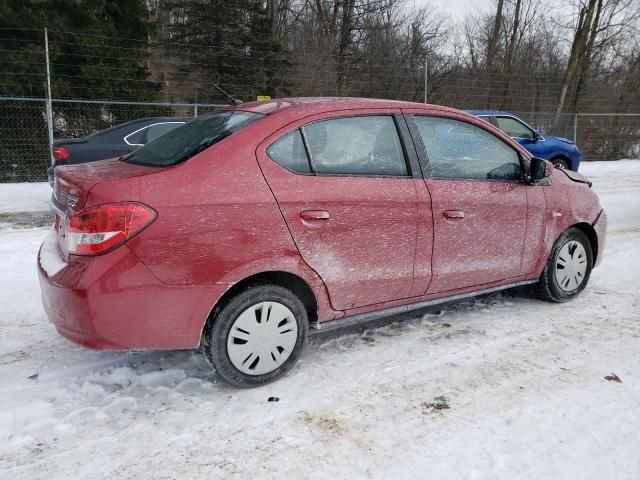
<box><xmin>309</xmin><ymin>285</ymin><xmax>535</xmax><ymax>341</ymax></box>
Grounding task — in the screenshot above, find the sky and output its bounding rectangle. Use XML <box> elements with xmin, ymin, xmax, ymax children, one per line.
<box><xmin>413</xmin><ymin>0</ymin><xmax>486</xmax><ymax>22</ymax></box>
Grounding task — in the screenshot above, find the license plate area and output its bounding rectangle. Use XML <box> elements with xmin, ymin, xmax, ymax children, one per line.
<box><xmin>54</xmin><ymin>212</ymin><xmax>69</xmax><ymax>259</ymax></box>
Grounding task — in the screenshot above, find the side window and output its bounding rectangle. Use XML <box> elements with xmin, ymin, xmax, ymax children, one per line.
<box><xmin>124</xmin><ymin>126</ymin><xmax>147</xmax><ymax>146</ymax></box>
<box><xmin>495</xmin><ymin>117</ymin><xmax>534</xmax><ymax>140</ymax></box>
<box><xmin>303</xmin><ymin>116</ymin><xmax>408</xmax><ymax>176</ymax></box>
<box><xmin>414</xmin><ymin>116</ymin><xmax>522</xmax><ymax>181</ymax></box>
<box><xmin>266</xmin><ymin>129</ymin><xmax>311</xmax><ymax>173</ymax></box>
<box><xmin>146</xmin><ymin>122</ymin><xmax>184</xmax><ymax>143</ymax></box>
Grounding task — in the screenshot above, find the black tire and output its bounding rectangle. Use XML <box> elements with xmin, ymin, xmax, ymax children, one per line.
<box><xmin>552</xmin><ymin>157</ymin><xmax>569</xmax><ymax>170</ymax></box>
<box><xmin>201</xmin><ymin>284</ymin><xmax>309</xmax><ymax>388</ymax></box>
<box><xmin>538</xmin><ymin>227</ymin><xmax>593</xmax><ymax>302</ymax></box>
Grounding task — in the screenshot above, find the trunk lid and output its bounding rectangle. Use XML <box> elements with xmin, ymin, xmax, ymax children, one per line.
<box><xmin>53</xmin><ymin>158</ymin><xmax>160</xmax><ymax>211</ymax></box>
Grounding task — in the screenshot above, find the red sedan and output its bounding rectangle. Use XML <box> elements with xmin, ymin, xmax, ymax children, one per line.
<box><xmin>38</xmin><ymin>98</ymin><xmax>607</xmax><ymax>387</ymax></box>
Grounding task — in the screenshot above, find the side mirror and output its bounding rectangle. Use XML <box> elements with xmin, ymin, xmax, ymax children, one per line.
<box><xmin>532</xmin><ymin>131</ymin><xmax>542</xmax><ymax>143</ymax></box>
<box><xmin>529</xmin><ymin>157</ymin><xmax>550</xmax><ymax>182</ymax></box>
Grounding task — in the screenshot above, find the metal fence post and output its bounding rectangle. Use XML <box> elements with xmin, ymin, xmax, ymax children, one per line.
<box><xmin>44</xmin><ymin>28</ymin><xmax>54</xmax><ymax>164</ymax></box>
<box><xmin>573</xmin><ymin>113</ymin><xmax>578</xmax><ymax>143</ymax></box>
<box><xmin>423</xmin><ymin>58</ymin><xmax>428</xmax><ymax>104</ymax></box>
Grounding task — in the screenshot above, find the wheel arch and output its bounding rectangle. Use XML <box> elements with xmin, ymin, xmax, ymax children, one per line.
<box><xmin>550</xmin><ymin>154</ymin><xmax>571</xmax><ymax>169</ymax></box>
<box><xmin>200</xmin><ymin>270</ymin><xmax>319</xmax><ymax>345</ymax></box>
<box><xmin>572</xmin><ymin>222</ymin><xmax>598</xmax><ymax>265</ymax></box>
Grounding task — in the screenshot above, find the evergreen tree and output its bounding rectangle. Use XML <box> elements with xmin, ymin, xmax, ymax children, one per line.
<box><xmin>0</xmin><ymin>0</ymin><xmax>159</xmax><ymax>101</ymax></box>
<box><xmin>0</xmin><ymin>0</ymin><xmax>161</xmax><ymax>181</ymax></box>
<box><xmin>165</xmin><ymin>0</ymin><xmax>292</xmax><ymax>102</ymax></box>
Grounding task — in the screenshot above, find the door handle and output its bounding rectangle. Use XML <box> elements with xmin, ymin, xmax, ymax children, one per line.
<box><xmin>300</xmin><ymin>210</ymin><xmax>330</xmax><ymax>221</ymax></box>
<box><xmin>443</xmin><ymin>210</ymin><xmax>465</xmax><ymax>219</ymax></box>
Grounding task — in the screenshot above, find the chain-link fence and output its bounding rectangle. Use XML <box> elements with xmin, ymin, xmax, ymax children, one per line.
<box><xmin>574</xmin><ymin>114</ymin><xmax>640</xmax><ymax>162</ymax></box>
<box><xmin>1</xmin><ymin>97</ymin><xmax>638</xmax><ymax>182</ymax></box>
<box><xmin>0</xmin><ymin>98</ymin><xmax>49</xmax><ymax>182</ymax></box>
<box><xmin>2</xmin><ymin>27</ymin><xmax>639</xmax><ymax>182</ymax></box>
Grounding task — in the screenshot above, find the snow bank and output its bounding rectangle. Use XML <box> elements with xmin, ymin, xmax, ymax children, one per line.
<box><xmin>580</xmin><ymin>158</ymin><xmax>639</xmax><ymax>176</ymax></box>
<box><xmin>0</xmin><ymin>182</ymin><xmax>51</xmax><ymax>213</ymax></box>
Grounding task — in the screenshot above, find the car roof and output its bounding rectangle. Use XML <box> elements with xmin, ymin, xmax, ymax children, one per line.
<box><xmin>466</xmin><ymin>110</ymin><xmax>517</xmax><ymax>117</ymax></box>
<box><xmin>223</xmin><ymin>98</ymin><xmax>529</xmax><ymax>155</ymax></box>
<box><xmin>228</xmin><ymin>97</ymin><xmax>461</xmax><ymax>116</ymax></box>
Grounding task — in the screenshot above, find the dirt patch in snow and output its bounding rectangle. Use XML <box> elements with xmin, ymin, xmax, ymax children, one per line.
<box><xmin>302</xmin><ymin>412</ymin><xmax>346</xmax><ymax>435</ymax></box>
<box><xmin>421</xmin><ymin>396</ymin><xmax>450</xmax><ymax>413</ymax></box>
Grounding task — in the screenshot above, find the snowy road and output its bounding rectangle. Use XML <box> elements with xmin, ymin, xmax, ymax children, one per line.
<box><xmin>1</xmin><ymin>161</ymin><xmax>639</xmax><ymax>479</ymax></box>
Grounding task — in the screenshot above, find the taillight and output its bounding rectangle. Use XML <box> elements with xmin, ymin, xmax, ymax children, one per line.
<box><xmin>52</xmin><ymin>146</ymin><xmax>70</xmax><ymax>162</ymax></box>
<box><xmin>66</xmin><ymin>203</ymin><xmax>156</xmax><ymax>255</ymax></box>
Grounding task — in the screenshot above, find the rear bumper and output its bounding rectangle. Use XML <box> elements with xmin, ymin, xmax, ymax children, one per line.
<box><xmin>38</xmin><ymin>227</ymin><xmax>227</xmax><ymax>350</ymax></box>
<box><xmin>593</xmin><ymin>208</ymin><xmax>607</xmax><ymax>267</ymax></box>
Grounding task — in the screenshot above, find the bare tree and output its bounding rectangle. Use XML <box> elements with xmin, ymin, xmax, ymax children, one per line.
<box><xmin>555</xmin><ymin>0</ymin><xmax>640</xmax><ymax>118</ymax></box>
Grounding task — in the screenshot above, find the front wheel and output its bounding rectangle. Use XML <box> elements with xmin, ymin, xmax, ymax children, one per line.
<box><xmin>202</xmin><ymin>285</ymin><xmax>309</xmax><ymax>387</ymax></box>
<box><xmin>552</xmin><ymin>158</ymin><xmax>569</xmax><ymax>170</ymax></box>
<box><xmin>538</xmin><ymin>227</ymin><xmax>593</xmax><ymax>302</ymax></box>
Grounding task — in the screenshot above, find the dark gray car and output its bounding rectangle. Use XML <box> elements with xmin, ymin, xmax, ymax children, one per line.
<box><xmin>49</xmin><ymin>117</ymin><xmax>189</xmax><ymax>185</ymax></box>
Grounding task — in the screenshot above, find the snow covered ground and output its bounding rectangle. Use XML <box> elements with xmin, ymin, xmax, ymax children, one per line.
<box><xmin>1</xmin><ymin>161</ymin><xmax>639</xmax><ymax>479</ymax></box>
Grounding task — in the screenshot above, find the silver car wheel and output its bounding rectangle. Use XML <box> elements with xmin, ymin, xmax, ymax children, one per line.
<box><xmin>555</xmin><ymin>240</ymin><xmax>588</xmax><ymax>292</ymax></box>
<box><xmin>226</xmin><ymin>301</ymin><xmax>299</xmax><ymax>376</ymax></box>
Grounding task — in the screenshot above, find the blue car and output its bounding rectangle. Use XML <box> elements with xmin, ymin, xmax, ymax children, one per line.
<box><xmin>467</xmin><ymin>110</ymin><xmax>581</xmax><ymax>171</ymax></box>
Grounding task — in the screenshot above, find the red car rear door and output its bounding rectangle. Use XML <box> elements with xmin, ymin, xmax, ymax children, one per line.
<box><xmin>256</xmin><ymin>110</ymin><xmax>430</xmax><ymax>311</ymax></box>
<box><xmin>405</xmin><ymin>112</ymin><xmax>529</xmax><ymax>294</ymax></box>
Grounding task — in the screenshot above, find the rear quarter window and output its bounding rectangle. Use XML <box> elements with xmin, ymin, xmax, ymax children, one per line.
<box><xmin>266</xmin><ymin>130</ymin><xmax>311</xmax><ymax>173</ymax></box>
<box><xmin>124</xmin><ymin>126</ymin><xmax>147</xmax><ymax>145</ymax></box>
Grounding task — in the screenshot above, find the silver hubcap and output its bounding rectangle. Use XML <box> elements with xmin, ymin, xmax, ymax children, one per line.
<box><xmin>555</xmin><ymin>241</ymin><xmax>587</xmax><ymax>291</ymax></box>
<box><xmin>227</xmin><ymin>301</ymin><xmax>298</xmax><ymax>376</ymax></box>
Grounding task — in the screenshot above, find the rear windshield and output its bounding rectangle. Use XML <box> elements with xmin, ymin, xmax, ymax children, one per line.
<box><xmin>125</xmin><ymin>111</ymin><xmax>264</xmax><ymax>167</ymax></box>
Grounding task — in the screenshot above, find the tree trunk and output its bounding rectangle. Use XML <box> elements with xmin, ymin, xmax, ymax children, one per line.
<box><xmin>500</xmin><ymin>0</ymin><xmax>522</xmax><ymax>109</ymax></box>
<box><xmin>555</xmin><ymin>0</ymin><xmax>598</xmax><ymax>121</ymax></box>
<box><xmin>485</xmin><ymin>0</ymin><xmax>504</xmax><ymax>108</ymax></box>
<box><xmin>486</xmin><ymin>0</ymin><xmax>504</xmax><ymax>69</ymax></box>
<box><xmin>336</xmin><ymin>0</ymin><xmax>356</xmax><ymax>95</ymax></box>
<box><xmin>571</xmin><ymin>0</ymin><xmax>603</xmax><ymax>112</ymax></box>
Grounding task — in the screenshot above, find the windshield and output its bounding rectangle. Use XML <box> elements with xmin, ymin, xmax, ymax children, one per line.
<box><xmin>125</xmin><ymin>111</ymin><xmax>264</xmax><ymax>167</ymax></box>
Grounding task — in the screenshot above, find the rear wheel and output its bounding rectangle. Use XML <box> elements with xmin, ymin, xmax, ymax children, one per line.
<box><xmin>202</xmin><ymin>285</ymin><xmax>308</xmax><ymax>387</ymax></box>
<box><xmin>538</xmin><ymin>227</ymin><xmax>593</xmax><ymax>302</ymax></box>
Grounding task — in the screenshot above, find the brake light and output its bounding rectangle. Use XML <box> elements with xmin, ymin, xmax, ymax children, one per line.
<box><xmin>52</xmin><ymin>146</ymin><xmax>70</xmax><ymax>162</ymax></box>
<box><xmin>66</xmin><ymin>203</ymin><xmax>156</xmax><ymax>255</ymax></box>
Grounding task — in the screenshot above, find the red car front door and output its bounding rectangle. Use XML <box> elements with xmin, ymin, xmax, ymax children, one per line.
<box><xmin>407</xmin><ymin>113</ymin><xmax>529</xmax><ymax>293</ymax></box>
<box><xmin>256</xmin><ymin>111</ymin><xmax>425</xmax><ymax>311</ymax></box>
<box><xmin>425</xmin><ymin>179</ymin><xmax>528</xmax><ymax>292</ymax></box>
